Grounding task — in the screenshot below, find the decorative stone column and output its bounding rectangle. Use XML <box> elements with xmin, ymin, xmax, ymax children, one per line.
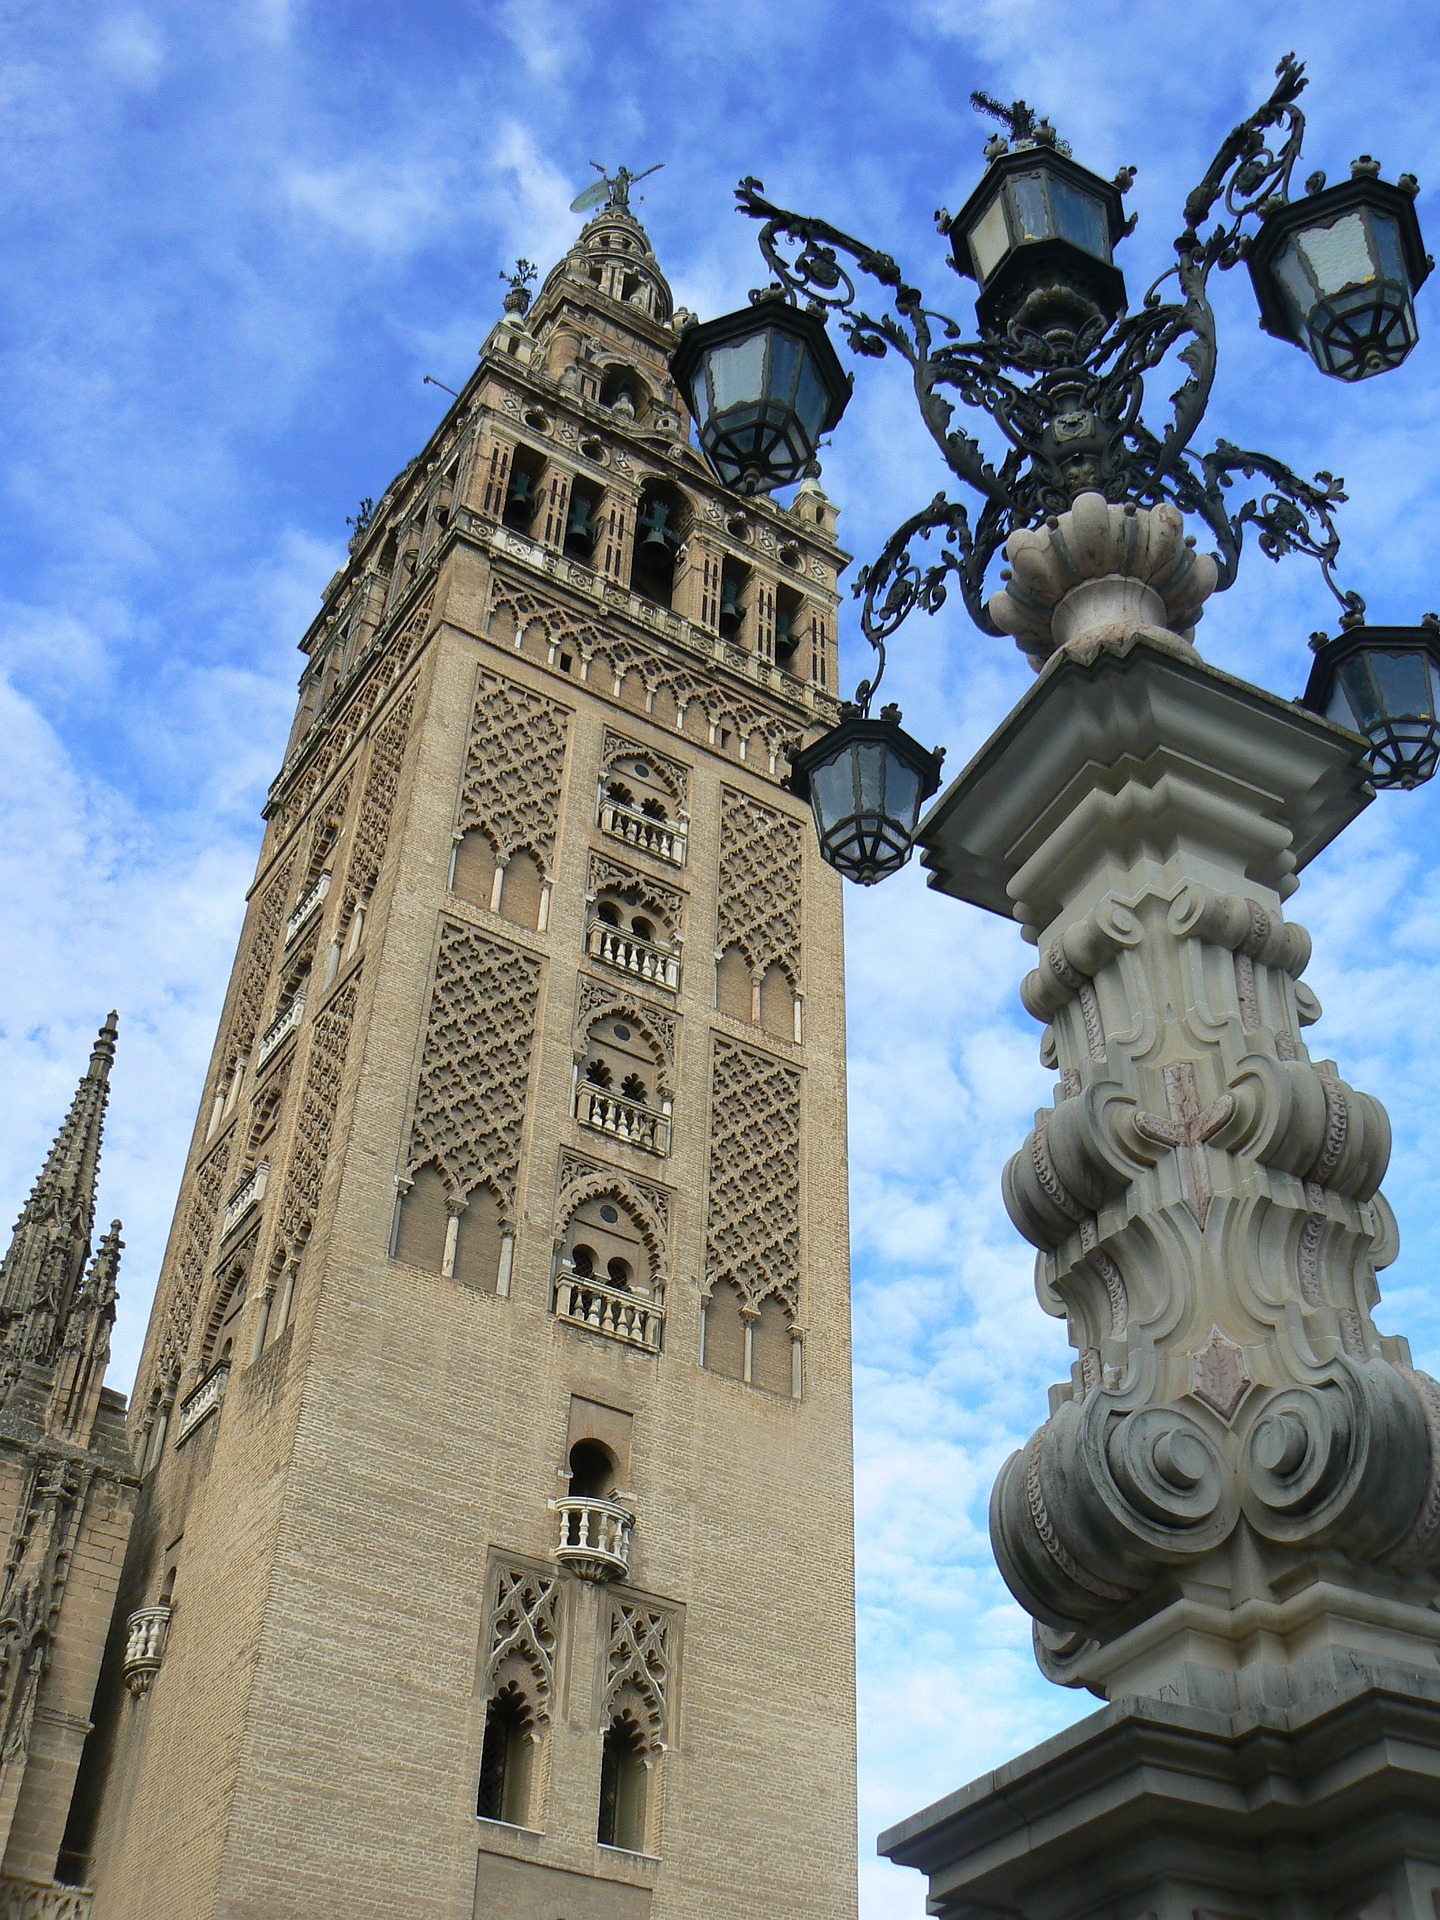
<box><xmin>881</xmin><ymin>494</ymin><xmax>1440</xmax><ymax>1919</ymax></box>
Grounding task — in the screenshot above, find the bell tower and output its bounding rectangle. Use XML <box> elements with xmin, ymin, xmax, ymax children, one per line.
<box><xmin>66</xmin><ymin>185</ymin><xmax>860</xmax><ymax>1920</ymax></box>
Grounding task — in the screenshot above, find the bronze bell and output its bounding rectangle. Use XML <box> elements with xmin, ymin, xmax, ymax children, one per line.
<box><xmin>636</xmin><ymin>498</ymin><xmax>678</xmax><ymax>554</ymax></box>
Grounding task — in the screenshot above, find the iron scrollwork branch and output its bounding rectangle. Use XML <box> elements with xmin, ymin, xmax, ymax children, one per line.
<box><xmin>735</xmin><ymin>52</ymin><xmax>1362</xmax><ymax>702</ymax></box>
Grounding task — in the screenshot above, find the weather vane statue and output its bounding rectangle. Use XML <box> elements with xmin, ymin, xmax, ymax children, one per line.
<box><xmin>570</xmin><ymin>161</ymin><xmax>664</xmax><ymax>216</ymax></box>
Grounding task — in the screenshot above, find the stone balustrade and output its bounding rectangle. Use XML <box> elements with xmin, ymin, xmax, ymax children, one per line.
<box><xmin>597</xmin><ymin>798</ymin><xmax>687</xmax><ymax>867</ymax></box>
<box><xmin>220</xmin><ymin>1161</ymin><xmax>268</xmax><ymax>1240</ymax></box>
<box><xmin>255</xmin><ymin>993</ymin><xmax>305</xmax><ymax>1070</ymax></box>
<box><xmin>574</xmin><ymin>1086</ymin><xmax>671</xmax><ymax>1155</ymax></box>
<box><xmin>554</xmin><ymin>1268</ymin><xmax>665</xmax><ymax>1352</ymax></box>
<box><xmin>550</xmin><ymin>1496</ymin><xmax>633</xmax><ymax>1582</ymax></box>
<box><xmin>586</xmin><ymin>922</ymin><xmax>680</xmax><ymax>990</ymax></box>
<box><xmin>122</xmin><ymin>1604</ymin><xmax>173</xmax><ymax>1698</ymax></box>
<box><xmin>0</xmin><ymin>1883</ymin><xmax>93</xmax><ymax>1919</ymax></box>
<box><xmin>284</xmin><ymin>869</ymin><xmax>330</xmax><ymax>945</ymax></box>
<box><xmin>175</xmin><ymin>1361</ymin><xmax>231</xmax><ymax>1446</ymax></box>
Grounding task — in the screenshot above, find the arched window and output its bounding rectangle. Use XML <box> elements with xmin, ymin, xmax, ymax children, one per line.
<box><xmin>477</xmin><ymin>1683</ymin><xmax>534</xmax><ymax>1826</ymax></box>
<box><xmin>600</xmin><ymin>366</ymin><xmax>649</xmax><ymax>422</ymax></box>
<box><xmin>774</xmin><ymin>583</ymin><xmax>805</xmax><ymax>672</ymax></box>
<box><xmin>575</xmin><ymin>1016</ymin><xmax>670</xmax><ymax>1154</ymax></box>
<box><xmin>701</xmin><ymin>1280</ymin><xmax>747</xmax><ymax>1382</ymax></box>
<box><xmin>393</xmin><ymin>1165</ymin><xmax>509</xmax><ymax>1293</ymax></box>
<box><xmin>451</xmin><ymin>828</ymin><xmax>498</xmax><ymax>911</ymax></box>
<box><xmin>751</xmin><ymin>1294</ymin><xmax>795</xmax><ymax>1396</ymax></box>
<box><xmin>630</xmin><ymin>482</ymin><xmax>689</xmax><ymax>609</ymax></box>
<box><xmin>499</xmin><ymin>849</ymin><xmax>545</xmax><ymax>931</ymax></box>
<box><xmin>503</xmin><ymin>445</ymin><xmax>545</xmax><ymax>530</ymax></box>
<box><xmin>565</xmin><ymin>476</ymin><xmax>604</xmax><ymax>560</ymax></box>
<box><xmin>453</xmin><ymin>1184</ymin><xmax>504</xmax><ymax>1292</ymax></box>
<box><xmin>559</xmin><ymin>1196</ymin><xmax>657</xmax><ymax>1301</ymax></box>
<box><xmin>597</xmin><ymin>1713</ymin><xmax>647</xmax><ymax>1851</ymax></box>
<box><xmin>715</xmin><ymin>945</ymin><xmax>752</xmax><ymax>1023</ymax></box>
<box><xmin>568</xmin><ymin>1439</ymin><xmax>616</xmax><ymax>1498</ymax></box>
<box><xmin>450</xmin><ymin>832</ymin><xmax>548</xmax><ymax>931</ymax></box>
<box><xmin>393</xmin><ymin>1163</ymin><xmax>449</xmax><ymax>1273</ymax></box>
<box><xmin>759</xmin><ymin>963</ymin><xmax>796</xmax><ymax>1041</ymax></box>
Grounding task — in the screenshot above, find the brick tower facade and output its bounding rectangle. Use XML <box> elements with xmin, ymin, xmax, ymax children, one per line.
<box><xmin>65</xmin><ymin>191</ymin><xmax>859</xmax><ymax>1919</ymax></box>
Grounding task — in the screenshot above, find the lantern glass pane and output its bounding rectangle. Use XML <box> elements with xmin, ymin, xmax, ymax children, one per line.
<box><xmin>855</xmin><ymin>741</ymin><xmax>888</xmax><ymax>811</ymax></box>
<box><xmin>1050</xmin><ymin>178</ymin><xmax>1111</xmax><ymax>261</ymax></box>
<box><xmin>1324</xmin><ymin>681</ymin><xmax>1360</xmax><ymax>731</ymax></box>
<box><xmin>1334</xmin><ymin>654</ymin><xmax>1384</xmax><ymax>731</ymax></box>
<box><xmin>1009</xmin><ymin>172</ymin><xmax>1052</xmax><ymax>242</ymax></box>
<box><xmin>794</xmin><ymin>349</ymin><xmax>830</xmax><ymax>439</ymax></box>
<box><xmin>768</xmin><ymin>328</ymin><xmax>802</xmax><ymax>406</ymax></box>
<box><xmin>1372</xmin><ymin>209</ymin><xmax>1409</xmax><ymax>286</ymax></box>
<box><xmin>807</xmin><ymin>753</ymin><xmax>855</xmax><ymax>835</ymax></box>
<box><xmin>1371</xmin><ymin>647</ymin><xmax>1436</xmax><ymax>718</ymax></box>
<box><xmin>883</xmin><ymin>753</ymin><xmax>922</xmax><ymax>825</ymax></box>
<box><xmin>1272</xmin><ymin>238</ymin><xmax>1318</xmax><ymax>331</ymax></box>
<box><xmin>706</xmin><ymin>333</ymin><xmax>768</xmax><ymax>416</ymax></box>
<box><xmin>969</xmin><ymin>192</ymin><xmax>1011</xmax><ymax>280</ymax></box>
<box><xmin>1297</xmin><ymin>211</ymin><xmax>1378</xmax><ymax>296</ymax></box>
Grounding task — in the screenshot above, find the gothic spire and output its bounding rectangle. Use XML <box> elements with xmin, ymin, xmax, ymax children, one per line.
<box><xmin>0</xmin><ymin>1014</ymin><xmax>119</xmax><ymax>1362</ymax></box>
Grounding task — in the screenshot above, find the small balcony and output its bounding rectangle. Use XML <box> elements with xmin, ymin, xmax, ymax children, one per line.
<box><xmin>586</xmin><ymin>922</ymin><xmax>680</xmax><ymax>991</ymax></box>
<box><xmin>175</xmin><ymin>1361</ymin><xmax>231</xmax><ymax>1446</ymax></box>
<box><xmin>255</xmin><ymin>993</ymin><xmax>305</xmax><ymax>1071</ymax></box>
<box><xmin>550</xmin><ymin>1496</ymin><xmax>633</xmax><ymax>1582</ymax></box>
<box><xmin>554</xmin><ymin>1266</ymin><xmax>665</xmax><ymax>1353</ymax></box>
<box><xmin>123</xmin><ymin>1604</ymin><xmax>173</xmax><ymax>1697</ymax></box>
<box><xmin>575</xmin><ymin>1086</ymin><xmax>671</xmax><ymax>1156</ymax></box>
<box><xmin>220</xmin><ymin>1161</ymin><xmax>268</xmax><ymax>1240</ymax></box>
<box><xmin>285</xmin><ymin>869</ymin><xmax>330</xmax><ymax>946</ymax></box>
<box><xmin>598</xmin><ymin>797</ymin><xmax>686</xmax><ymax>867</ymax></box>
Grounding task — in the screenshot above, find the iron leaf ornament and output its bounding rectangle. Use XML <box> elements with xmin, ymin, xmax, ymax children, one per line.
<box><xmin>735</xmin><ymin>55</ymin><xmax>1377</xmax><ymax>668</ymax></box>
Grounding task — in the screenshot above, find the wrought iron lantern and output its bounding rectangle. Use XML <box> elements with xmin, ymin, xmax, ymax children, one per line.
<box><xmin>669</xmin><ymin>294</ymin><xmax>852</xmax><ymax>492</ymax></box>
<box><xmin>944</xmin><ymin>133</ymin><xmax>1130</xmax><ymax>331</ymax></box>
<box><xmin>1248</xmin><ymin>161</ymin><xmax>1432</xmax><ymax>381</ymax></box>
<box><xmin>788</xmin><ymin>704</ymin><xmax>944</xmax><ymax>885</ymax></box>
<box><xmin>1301</xmin><ymin>618</ymin><xmax>1440</xmax><ymax>788</ymax></box>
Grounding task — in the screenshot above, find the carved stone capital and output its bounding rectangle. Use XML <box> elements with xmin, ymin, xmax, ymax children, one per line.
<box><xmin>987</xmin><ymin>492</ymin><xmax>1220</xmax><ymax>667</ymax></box>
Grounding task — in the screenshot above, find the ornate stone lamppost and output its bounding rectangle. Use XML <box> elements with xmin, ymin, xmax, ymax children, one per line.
<box><xmin>672</xmin><ymin>57</ymin><xmax>1440</xmax><ymax>1918</ymax></box>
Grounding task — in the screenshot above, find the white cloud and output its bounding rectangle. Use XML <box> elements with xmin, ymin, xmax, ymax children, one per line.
<box><xmin>93</xmin><ymin>12</ymin><xmax>166</xmax><ymax>87</ymax></box>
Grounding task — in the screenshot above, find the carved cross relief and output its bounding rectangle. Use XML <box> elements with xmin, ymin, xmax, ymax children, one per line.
<box><xmin>1134</xmin><ymin>1061</ymin><xmax>1235</xmax><ymax>1228</ymax></box>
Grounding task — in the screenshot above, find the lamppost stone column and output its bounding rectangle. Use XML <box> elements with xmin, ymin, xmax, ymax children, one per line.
<box><xmin>879</xmin><ymin>493</ymin><xmax>1440</xmax><ymax>1920</ymax></box>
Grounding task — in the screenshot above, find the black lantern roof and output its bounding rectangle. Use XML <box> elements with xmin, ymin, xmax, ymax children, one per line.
<box><xmin>670</xmin><ymin>295</ymin><xmax>852</xmax><ymax>493</ymax></box>
<box><xmin>788</xmin><ymin>704</ymin><xmax>945</xmax><ymax>885</ymax></box>
<box><xmin>1248</xmin><ymin>164</ymin><xmax>1431</xmax><ymax>382</ymax></box>
<box><xmin>1301</xmin><ymin>619</ymin><xmax>1440</xmax><ymax>789</ymax></box>
<box><xmin>945</xmin><ymin>142</ymin><xmax>1130</xmax><ymax>331</ymax></box>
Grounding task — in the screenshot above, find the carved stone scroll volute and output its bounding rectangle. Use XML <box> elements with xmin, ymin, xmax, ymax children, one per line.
<box><xmin>917</xmin><ymin>565</ymin><xmax>1440</xmax><ymax>1710</ymax></box>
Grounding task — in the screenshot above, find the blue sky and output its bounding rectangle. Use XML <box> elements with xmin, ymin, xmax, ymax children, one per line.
<box><xmin>4</xmin><ymin>3</ymin><xmax>1440</xmax><ymax>1914</ymax></box>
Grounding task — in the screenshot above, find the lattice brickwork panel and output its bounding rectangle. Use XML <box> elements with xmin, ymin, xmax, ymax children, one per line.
<box><xmin>405</xmin><ymin>921</ymin><xmax>543</xmax><ymax>1220</ymax></box>
<box><xmin>154</xmin><ymin>1138</ymin><xmax>231</xmax><ymax>1388</ymax></box>
<box><xmin>273</xmin><ymin>977</ymin><xmax>360</xmax><ymax>1266</ymax></box>
<box><xmin>344</xmin><ymin>681</ymin><xmax>417</xmax><ymax>910</ymax></box>
<box><xmin>705</xmin><ymin>1036</ymin><xmax>801</xmax><ymax>1312</ymax></box>
<box><xmin>458</xmin><ymin>669</ymin><xmax>570</xmax><ymax>880</ymax></box>
<box><xmin>717</xmin><ymin>788</ymin><xmax>802</xmax><ymax>984</ymax></box>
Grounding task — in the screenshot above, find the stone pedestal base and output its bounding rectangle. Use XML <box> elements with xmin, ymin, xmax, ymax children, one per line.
<box><xmin>879</xmin><ymin>1662</ymin><xmax>1440</xmax><ymax>1920</ymax></box>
